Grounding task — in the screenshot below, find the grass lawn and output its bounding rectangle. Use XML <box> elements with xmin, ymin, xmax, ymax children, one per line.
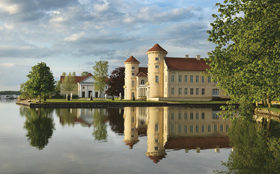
<box><xmin>43</xmin><ymin>98</ymin><xmax>228</xmax><ymax>104</ymax></box>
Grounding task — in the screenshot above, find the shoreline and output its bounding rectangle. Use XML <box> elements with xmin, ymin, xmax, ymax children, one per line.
<box><xmin>16</xmin><ymin>100</ymin><xmax>230</xmax><ymax>108</ymax></box>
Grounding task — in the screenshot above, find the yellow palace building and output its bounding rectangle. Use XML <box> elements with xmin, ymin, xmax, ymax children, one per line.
<box><xmin>124</xmin><ymin>44</ymin><xmax>227</xmax><ymax>101</ymax></box>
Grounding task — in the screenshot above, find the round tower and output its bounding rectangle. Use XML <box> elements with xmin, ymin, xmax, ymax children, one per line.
<box><xmin>146</xmin><ymin>107</ymin><xmax>166</xmax><ymax>163</ymax></box>
<box><xmin>123</xmin><ymin>107</ymin><xmax>139</xmax><ymax>149</ymax></box>
<box><xmin>146</xmin><ymin>44</ymin><xmax>167</xmax><ymax>99</ymax></box>
<box><xmin>124</xmin><ymin>56</ymin><xmax>140</xmax><ymax>100</ymax></box>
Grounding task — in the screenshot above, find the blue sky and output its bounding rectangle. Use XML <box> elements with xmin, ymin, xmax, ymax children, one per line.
<box><xmin>0</xmin><ymin>0</ymin><xmax>221</xmax><ymax>90</ymax></box>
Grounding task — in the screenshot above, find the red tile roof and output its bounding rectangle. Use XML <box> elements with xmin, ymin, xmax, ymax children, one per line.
<box><xmin>136</xmin><ymin>67</ymin><xmax>148</xmax><ymax>77</ymax></box>
<box><xmin>147</xmin><ymin>43</ymin><xmax>168</xmax><ymax>54</ymax></box>
<box><xmin>165</xmin><ymin>57</ymin><xmax>210</xmax><ymax>71</ymax></box>
<box><xmin>60</xmin><ymin>73</ymin><xmax>93</xmax><ymax>83</ymax></box>
<box><xmin>148</xmin><ymin>155</ymin><xmax>166</xmax><ymax>164</ymax></box>
<box><xmin>124</xmin><ymin>56</ymin><xmax>140</xmax><ymax>63</ymax></box>
<box><xmin>165</xmin><ymin>136</ymin><xmax>230</xmax><ymax>150</ymax></box>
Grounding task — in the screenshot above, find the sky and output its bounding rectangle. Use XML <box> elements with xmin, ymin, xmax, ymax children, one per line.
<box><xmin>0</xmin><ymin>0</ymin><xmax>222</xmax><ymax>90</ymax></box>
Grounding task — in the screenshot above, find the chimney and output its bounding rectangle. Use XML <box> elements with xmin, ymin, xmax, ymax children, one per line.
<box><xmin>196</xmin><ymin>55</ymin><xmax>200</xmax><ymax>60</ymax></box>
<box><xmin>185</xmin><ymin>54</ymin><xmax>189</xmax><ymax>58</ymax></box>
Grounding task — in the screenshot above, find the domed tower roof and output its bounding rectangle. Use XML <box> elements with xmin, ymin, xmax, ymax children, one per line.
<box><xmin>124</xmin><ymin>139</ymin><xmax>139</xmax><ymax>149</ymax></box>
<box><xmin>148</xmin><ymin>155</ymin><xmax>166</xmax><ymax>164</ymax></box>
<box><xmin>147</xmin><ymin>43</ymin><xmax>168</xmax><ymax>54</ymax></box>
<box><xmin>124</xmin><ymin>56</ymin><xmax>140</xmax><ymax>64</ymax></box>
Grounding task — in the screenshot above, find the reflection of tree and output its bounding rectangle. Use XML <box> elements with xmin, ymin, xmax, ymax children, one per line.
<box><xmin>21</xmin><ymin>107</ymin><xmax>55</xmax><ymax>150</ymax></box>
<box><xmin>107</xmin><ymin>108</ymin><xmax>124</xmax><ymax>135</ymax></box>
<box><xmin>55</xmin><ymin>108</ymin><xmax>77</xmax><ymax>126</ymax></box>
<box><xmin>92</xmin><ymin>109</ymin><xmax>107</xmax><ymax>141</ymax></box>
<box><xmin>216</xmin><ymin>119</ymin><xmax>280</xmax><ymax>174</ymax></box>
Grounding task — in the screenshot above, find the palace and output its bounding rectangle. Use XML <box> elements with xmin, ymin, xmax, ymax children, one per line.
<box><xmin>124</xmin><ymin>44</ymin><xmax>227</xmax><ymax>101</ymax></box>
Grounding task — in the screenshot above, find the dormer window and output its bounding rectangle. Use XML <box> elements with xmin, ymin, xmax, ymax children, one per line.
<box><xmin>155</xmin><ymin>57</ymin><xmax>159</xmax><ymax>61</ymax></box>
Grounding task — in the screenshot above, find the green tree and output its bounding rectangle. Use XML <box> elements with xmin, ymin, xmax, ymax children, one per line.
<box><xmin>61</xmin><ymin>73</ymin><xmax>77</xmax><ymax>100</ymax></box>
<box><xmin>92</xmin><ymin>61</ymin><xmax>108</xmax><ymax>97</ymax></box>
<box><xmin>215</xmin><ymin>119</ymin><xmax>280</xmax><ymax>174</ymax></box>
<box><xmin>207</xmin><ymin>0</ymin><xmax>280</xmax><ymax>117</ymax></box>
<box><xmin>81</xmin><ymin>71</ymin><xmax>89</xmax><ymax>76</ymax></box>
<box><xmin>92</xmin><ymin>109</ymin><xmax>107</xmax><ymax>141</ymax></box>
<box><xmin>24</xmin><ymin>62</ymin><xmax>55</xmax><ymax>102</ymax></box>
<box><xmin>21</xmin><ymin>107</ymin><xmax>55</xmax><ymax>150</ymax></box>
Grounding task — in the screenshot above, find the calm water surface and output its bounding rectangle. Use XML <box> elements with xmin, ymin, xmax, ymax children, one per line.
<box><xmin>0</xmin><ymin>100</ymin><xmax>232</xmax><ymax>174</ymax></box>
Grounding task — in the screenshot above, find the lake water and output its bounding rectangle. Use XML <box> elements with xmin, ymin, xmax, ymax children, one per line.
<box><xmin>0</xmin><ymin>100</ymin><xmax>233</xmax><ymax>174</ymax></box>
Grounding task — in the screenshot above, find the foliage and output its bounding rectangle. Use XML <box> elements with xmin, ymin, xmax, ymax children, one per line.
<box><xmin>81</xmin><ymin>72</ymin><xmax>89</xmax><ymax>76</ymax></box>
<box><xmin>22</xmin><ymin>62</ymin><xmax>55</xmax><ymax>101</ymax></box>
<box><xmin>106</xmin><ymin>67</ymin><xmax>124</xmax><ymax>97</ymax></box>
<box><xmin>21</xmin><ymin>107</ymin><xmax>55</xmax><ymax>150</ymax></box>
<box><xmin>61</xmin><ymin>73</ymin><xmax>77</xmax><ymax>95</ymax></box>
<box><xmin>215</xmin><ymin>119</ymin><xmax>280</xmax><ymax>174</ymax></box>
<box><xmin>92</xmin><ymin>61</ymin><xmax>108</xmax><ymax>95</ymax></box>
<box><xmin>55</xmin><ymin>108</ymin><xmax>78</xmax><ymax>126</ymax></box>
<box><xmin>207</xmin><ymin>0</ymin><xmax>280</xmax><ymax>117</ymax></box>
<box><xmin>92</xmin><ymin>109</ymin><xmax>107</xmax><ymax>141</ymax></box>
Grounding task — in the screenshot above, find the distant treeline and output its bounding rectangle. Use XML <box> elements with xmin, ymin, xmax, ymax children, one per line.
<box><xmin>0</xmin><ymin>91</ymin><xmax>21</xmax><ymax>95</ymax></box>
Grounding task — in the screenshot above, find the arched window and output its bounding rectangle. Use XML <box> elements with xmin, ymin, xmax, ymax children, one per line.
<box><xmin>141</xmin><ymin>80</ymin><xmax>145</xmax><ymax>85</ymax></box>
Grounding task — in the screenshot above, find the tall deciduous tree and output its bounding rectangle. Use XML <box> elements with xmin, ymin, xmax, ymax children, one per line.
<box><xmin>207</xmin><ymin>0</ymin><xmax>280</xmax><ymax>116</ymax></box>
<box><xmin>61</xmin><ymin>73</ymin><xmax>77</xmax><ymax>99</ymax></box>
<box><xmin>106</xmin><ymin>67</ymin><xmax>124</xmax><ymax>97</ymax></box>
<box><xmin>92</xmin><ymin>60</ymin><xmax>108</xmax><ymax>96</ymax></box>
<box><xmin>24</xmin><ymin>62</ymin><xmax>55</xmax><ymax>102</ymax></box>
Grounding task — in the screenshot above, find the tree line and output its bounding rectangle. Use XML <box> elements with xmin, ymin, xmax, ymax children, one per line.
<box><xmin>20</xmin><ymin>61</ymin><xmax>124</xmax><ymax>102</ymax></box>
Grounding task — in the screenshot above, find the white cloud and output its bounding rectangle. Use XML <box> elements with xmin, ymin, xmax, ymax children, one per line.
<box><xmin>64</xmin><ymin>32</ymin><xmax>85</xmax><ymax>41</ymax></box>
<box><xmin>0</xmin><ymin>1</ymin><xmax>19</xmax><ymax>14</ymax></box>
<box><xmin>50</xmin><ymin>16</ymin><xmax>66</xmax><ymax>23</ymax></box>
<box><xmin>93</xmin><ymin>0</ymin><xmax>110</xmax><ymax>13</ymax></box>
<box><xmin>0</xmin><ymin>63</ymin><xmax>15</xmax><ymax>68</ymax></box>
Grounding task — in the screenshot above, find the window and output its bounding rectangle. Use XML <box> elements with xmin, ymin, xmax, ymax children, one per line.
<box><xmin>171</xmin><ymin>88</ymin><xmax>175</xmax><ymax>95</ymax></box>
<box><xmin>190</xmin><ymin>75</ymin><xmax>193</xmax><ymax>83</ymax></box>
<box><xmin>190</xmin><ymin>88</ymin><xmax>194</xmax><ymax>95</ymax></box>
<box><xmin>155</xmin><ymin>147</ymin><xmax>158</xmax><ymax>150</ymax></box>
<box><xmin>196</xmin><ymin>75</ymin><xmax>199</xmax><ymax>83</ymax></box>
<box><xmin>155</xmin><ymin>65</ymin><xmax>159</xmax><ymax>69</ymax></box>
<box><xmin>196</xmin><ymin>88</ymin><xmax>199</xmax><ymax>95</ymax></box>
<box><xmin>208</xmin><ymin>76</ymin><xmax>211</xmax><ymax>83</ymax></box>
<box><xmin>141</xmin><ymin>80</ymin><xmax>145</xmax><ymax>85</ymax></box>
<box><xmin>132</xmin><ymin>80</ymin><xmax>134</xmax><ymax>87</ymax></box>
<box><xmin>208</xmin><ymin>125</ymin><xmax>211</xmax><ymax>132</ymax></box>
<box><xmin>178</xmin><ymin>112</ymin><xmax>182</xmax><ymax>120</ymax></box>
<box><xmin>82</xmin><ymin>86</ymin><xmax>85</xmax><ymax>89</ymax></box>
<box><xmin>178</xmin><ymin>88</ymin><xmax>182</xmax><ymax>95</ymax></box>
<box><xmin>155</xmin><ymin>57</ymin><xmax>159</xmax><ymax>61</ymax></box>
<box><xmin>196</xmin><ymin>125</ymin><xmax>199</xmax><ymax>132</ymax></box>
<box><xmin>155</xmin><ymin>75</ymin><xmax>159</xmax><ymax>83</ymax></box>
<box><xmin>171</xmin><ymin>75</ymin><xmax>175</xmax><ymax>82</ymax></box>
<box><xmin>190</xmin><ymin>112</ymin><xmax>193</xmax><ymax>120</ymax></box>
<box><xmin>201</xmin><ymin>76</ymin><xmax>204</xmax><ymax>83</ymax></box>
<box><xmin>178</xmin><ymin>75</ymin><xmax>182</xmax><ymax>82</ymax></box>
<box><xmin>201</xmin><ymin>112</ymin><xmax>205</xmax><ymax>119</ymax></box>
<box><xmin>178</xmin><ymin>125</ymin><xmax>181</xmax><ymax>133</ymax></box>
<box><xmin>184</xmin><ymin>125</ymin><xmax>188</xmax><ymax>133</ymax></box>
<box><xmin>184</xmin><ymin>88</ymin><xmax>188</xmax><ymax>95</ymax></box>
<box><xmin>155</xmin><ymin>139</ymin><xmax>158</xmax><ymax>143</ymax></box>
<box><xmin>220</xmin><ymin>125</ymin><xmax>223</xmax><ymax>131</ymax></box>
<box><xmin>155</xmin><ymin>123</ymin><xmax>158</xmax><ymax>131</ymax></box>
<box><xmin>202</xmin><ymin>88</ymin><xmax>205</xmax><ymax>95</ymax></box>
<box><xmin>171</xmin><ymin>112</ymin><xmax>174</xmax><ymax>120</ymax></box>
<box><xmin>212</xmin><ymin>89</ymin><xmax>219</xmax><ymax>96</ymax></box>
<box><xmin>214</xmin><ymin>124</ymin><xmax>217</xmax><ymax>132</ymax></box>
<box><xmin>132</xmin><ymin>66</ymin><xmax>135</xmax><ymax>69</ymax></box>
<box><xmin>201</xmin><ymin>125</ymin><xmax>205</xmax><ymax>132</ymax></box>
<box><xmin>184</xmin><ymin>75</ymin><xmax>188</xmax><ymax>82</ymax></box>
<box><xmin>132</xmin><ymin>73</ymin><xmax>135</xmax><ymax>76</ymax></box>
<box><xmin>212</xmin><ymin>111</ymin><xmax>219</xmax><ymax>119</ymax></box>
<box><xmin>190</xmin><ymin>125</ymin><xmax>193</xmax><ymax>133</ymax></box>
<box><xmin>196</xmin><ymin>112</ymin><xmax>199</xmax><ymax>120</ymax></box>
<box><xmin>226</xmin><ymin>125</ymin><xmax>229</xmax><ymax>132</ymax></box>
<box><xmin>184</xmin><ymin>112</ymin><xmax>188</xmax><ymax>120</ymax></box>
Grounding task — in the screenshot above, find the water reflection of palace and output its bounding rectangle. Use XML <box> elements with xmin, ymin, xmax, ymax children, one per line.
<box><xmin>123</xmin><ymin>107</ymin><xmax>231</xmax><ymax>163</ymax></box>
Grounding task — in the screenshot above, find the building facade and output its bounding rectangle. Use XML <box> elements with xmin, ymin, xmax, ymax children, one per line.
<box><xmin>124</xmin><ymin>44</ymin><xmax>227</xmax><ymax>101</ymax></box>
<box><xmin>60</xmin><ymin>73</ymin><xmax>106</xmax><ymax>98</ymax></box>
